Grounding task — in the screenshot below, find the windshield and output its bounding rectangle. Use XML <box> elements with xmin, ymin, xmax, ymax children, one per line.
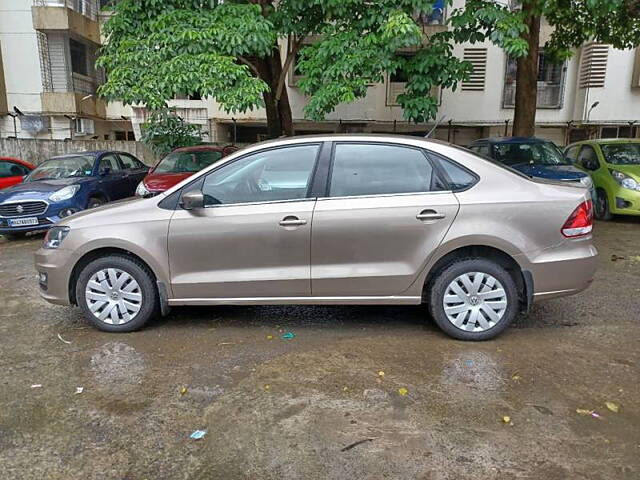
<box><xmin>493</xmin><ymin>142</ymin><xmax>567</xmax><ymax>167</ymax></box>
<box><xmin>26</xmin><ymin>155</ymin><xmax>94</xmax><ymax>181</ymax></box>
<box><xmin>601</xmin><ymin>143</ymin><xmax>640</xmax><ymax>165</ymax></box>
<box><xmin>154</xmin><ymin>150</ymin><xmax>222</xmax><ymax>174</ymax></box>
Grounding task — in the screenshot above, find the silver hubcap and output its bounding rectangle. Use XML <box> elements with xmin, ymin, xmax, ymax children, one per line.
<box><xmin>85</xmin><ymin>268</ymin><xmax>142</xmax><ymax>324</ymax></box>
<box><xmin>443</xmin><ymin>272</ymin><xmax>507</xmax><ymax>332</ymax></box>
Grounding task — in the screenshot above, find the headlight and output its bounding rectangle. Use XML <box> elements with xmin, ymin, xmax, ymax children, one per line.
<box><xmin>610</xmin><ymin>170</ymin><xmax>640</xmax><ymax>191</ymax></box>
<box><xmin>135</xmin><ymin>181</ymin><xmax>150</xmax><ymax>197</ymax></box>
<box><xmin>43</xmin><ymin>226</ymin><xmax>70</xmax><ymax>249</ymax></box>
<box><xmin>579</xmin><ymin>176</ymin><xmax>593</xmax><ymax>189</ymax></box>
<box><xmin>49</xmin><ymin>185</ymin><xmax>80</xmax><ymax>202</ymax></box>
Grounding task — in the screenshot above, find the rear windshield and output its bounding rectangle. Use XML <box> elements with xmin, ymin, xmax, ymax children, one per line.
<box><xmin>154</xmin><ymin>150</ymin><xmax>222</xmax><ymax>174</ymax></box>
<box><xmin>493</xmin><ymin>142</ymin><xmax>568</xmax><ymax>166</ymax></box>
<box><xmin>600</xmin><ymin>143</ymin><xmax>640</xmax><ymax>165</ymax></box>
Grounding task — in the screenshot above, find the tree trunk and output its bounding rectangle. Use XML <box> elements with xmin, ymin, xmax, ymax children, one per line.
<box><xmin>512</xmin><ymin>4</ymin><xmax>541</xmax><ymax>137</ymax></box>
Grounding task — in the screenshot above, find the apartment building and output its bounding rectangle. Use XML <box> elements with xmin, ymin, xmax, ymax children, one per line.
<box><xmin>1</xmin><ymin>0</ymin><xmax>639</xmax><ymax>146</ymax></box>
<box><xmin>0</xmin><ymin>0</ymin><xmax>133</xmax><ymax>140</ymax></box>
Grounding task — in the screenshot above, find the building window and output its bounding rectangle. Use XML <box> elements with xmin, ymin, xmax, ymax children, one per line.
<box><xmin>600</xmin><ymin>126</ymin><xmax>638</xmax><ymax>139</ymax></box>
<box><xmin>503</xmin><ymin>52</ymin><xmax>565</xmax><ymax>109</ymax></box>
<box><xmin>114</xmin><ymin>130</ymin><xmax>134</xmax><ymax>141</ymax></box>
<box><xmin>69</xmin><ymin>39</ymin><xmax>88</xmax><ymax>76</ymax></box>
<box><xmin>414</xmin><ymin>0</ymin><xmax>446</xmax><ymax>26</ymax></box>
<box><xmin>386</xmin><ymin>53</ymin><xmax>440</xmax><ymax>106</ymax></box>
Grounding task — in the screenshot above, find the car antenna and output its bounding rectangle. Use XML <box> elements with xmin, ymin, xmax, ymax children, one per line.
<box><xmin>425</xmin><ymin>116</ymin><xmax>446</xmax><ymax>139</ymax></box>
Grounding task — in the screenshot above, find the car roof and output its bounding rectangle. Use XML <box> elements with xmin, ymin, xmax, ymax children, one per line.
<box><xmin>471</xmin><ymin>137</ymin><xmax>552</xmax><ymax>145</ymax></box>
<box><xmin>172</xmin><ymin>145</ymin><xmax>230</xmax><ymax>153</ymax></box>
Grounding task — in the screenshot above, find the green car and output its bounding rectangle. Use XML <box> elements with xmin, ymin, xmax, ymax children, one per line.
<box><xmin>565</xmin><ymin>139</ymin><xmax>640</xmax><ymax>220</ymax></box>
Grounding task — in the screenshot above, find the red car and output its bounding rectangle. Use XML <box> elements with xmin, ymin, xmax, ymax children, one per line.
<box><xmin>135</xmin><ymin>145</ymin><xmax>238</xmax><ymax>197</ymax></box>
<box><xmin>0</xmin><ymin>157</ymin><xmax>35</xmax><ymax>190</ymax></box>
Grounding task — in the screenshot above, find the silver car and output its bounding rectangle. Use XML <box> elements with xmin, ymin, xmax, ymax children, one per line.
<box><xmin>35</xmin><ymin>135</ymin><xmax>597</xmax><ymax>340</ymax></box>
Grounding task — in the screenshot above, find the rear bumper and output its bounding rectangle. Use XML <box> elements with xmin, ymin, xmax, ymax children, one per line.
<box><xmin>517</xmin><ymin>238</ymin><xmax>598</xmax><ymax>302</ymax></box>
<box><xmin>34</xmin><ymin>247</ymin><xmax>78</xmax><ymax>306</ymax></box>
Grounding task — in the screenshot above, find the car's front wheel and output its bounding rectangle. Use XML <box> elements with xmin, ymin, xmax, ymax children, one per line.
<box><xmin>595</xmin><ymin>189</ymin><xmax>613</xmax><ymax>221</ymax></box>
<box><xmin>75</xmin><ymin>255</ymin><xmax>159</xmax><ymax>332</ymax></box>
<box><xmin>428</xmin><ymin>258</ymin><xmax>518</xmax><ymax>341</ymax></box>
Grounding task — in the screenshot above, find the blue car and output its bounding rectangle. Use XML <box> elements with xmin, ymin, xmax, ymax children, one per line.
<box><xmin>0</xmin><ymin>151</ymin><xmax>148</xmax><ymax>239</ymax></box>
<box><xmin>468</xmin><ymin>137</ymin><xmax>594</xmax><ymax>193</ymax></box>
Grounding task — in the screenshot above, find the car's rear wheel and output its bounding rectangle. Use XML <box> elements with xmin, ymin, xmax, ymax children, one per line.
<box><xmin>428</xmin><ymin>258</ymin><xmax>518</xmax><ymax>341</ymax></box>
<box><xmin>75</xmin><ymin>255</ymin><xmax>159</xmax><ymax>332</ymax></box>
<box><xmin>87</xmin><ymin>196</ymin><xmax>105</xmax><ymax>209</ymax></box>
<box><xmin>594</xmin><ymin>189</ymin><xmax>613</xmax><ymax>221</ymax></box>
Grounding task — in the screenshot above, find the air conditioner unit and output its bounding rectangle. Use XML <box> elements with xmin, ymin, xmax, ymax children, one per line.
<box><xmin>74</xmin><ymin>118</ymin><xmax>95</xmax><ymax>136</ymax></box>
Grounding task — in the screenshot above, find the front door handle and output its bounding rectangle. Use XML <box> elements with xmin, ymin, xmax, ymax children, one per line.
<box><xmin>279</xmin><ymin>216</ymin><xmax>307</xmax><ymax>227</ymax></box>
<box><xmin>416</xmin><ymin>209</ymin><xmax>445</xmax><ymax>221</ymax></box>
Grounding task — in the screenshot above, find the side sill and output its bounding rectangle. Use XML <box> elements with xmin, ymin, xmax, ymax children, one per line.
<box><xmin>167</xmin><ymin>296</ymin><xmax>422</xmax><ymax>306</ymax></box>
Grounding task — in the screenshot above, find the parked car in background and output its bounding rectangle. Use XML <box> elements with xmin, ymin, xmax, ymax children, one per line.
<box><xmin>468</xmin><ymin>137</ymin><xmax>594</xmax><ymax>195</ymax></box>
<box><xmin>565</xmin><ymin>139</ymin><xmax>640</xmax><ymax>220</ymax></box>
<box><xmin>36</xmin><ymin>135</ymin><xmax>596</xmax><ymax>341</ymax></box>
<box><xmin>135</xmin><ymin>145</ymin><xmax>238</xmax><ymax>197</ymax></box>
<box><xmin>0</xmin><ymin>157</ymin><xmax>35</xmax><ymax>190</ymax></box>
<box><xmin>0</xmin><ymin>151</ymin><xmax>148</xmax><ymax>239</ymax></box>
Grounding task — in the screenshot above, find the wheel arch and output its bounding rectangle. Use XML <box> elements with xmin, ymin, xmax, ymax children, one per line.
<box><xmin>68</xmin><ymin>247</ymin><xmax>158</xmax><ymax>306</ymax></box>
<box><xmin>421</xmin><ymin>244</ymin><xmax>530</xmax><ymax>311</ymax></box>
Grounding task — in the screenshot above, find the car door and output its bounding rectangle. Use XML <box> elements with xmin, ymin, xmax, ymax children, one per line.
<box><xmin>96</xmin><ymin>153</ymin><xmax>130</xmax><ymax>200</ymax></box>
<box><xmin>311</xmin><ymin>142</ymin><xmax>460</xmax><ymax>297</ymax></box>
<box><xmin>117</xmin><ymin>152</ymin><xmax>149</xmax><ymax>193</ymax></box>
<box><xmin>167</xmin><ymin>143</ymin><xmax>323</xmax><ymax>299</ymax></box>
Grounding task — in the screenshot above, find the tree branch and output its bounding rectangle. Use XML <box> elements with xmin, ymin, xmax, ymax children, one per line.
<box><xmin>238</xmin><ymin>56</ymin><xmax>261</xmax><ymax>79</ymax></box>
<box><xmin>275</xmin><ymin>35</ymin><xmax>305</xmax><ymax>101</ymax></box>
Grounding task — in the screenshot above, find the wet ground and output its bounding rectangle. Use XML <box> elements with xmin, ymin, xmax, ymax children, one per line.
<box><xmin>0</xmin><ymin>218</ymin><xmax>639</xmax><ymax>480</ymax></box>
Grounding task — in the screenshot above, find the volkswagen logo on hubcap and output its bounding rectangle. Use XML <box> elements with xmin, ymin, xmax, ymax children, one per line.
<box><xmin>469</xmin><ymin>296</ymin><xmax>480</xmax><ymax>306</ymax></box>
<box><xmin>16</xmin><ymin>205</ymin><xmax>24</xmax><ymax>214</ymax></box>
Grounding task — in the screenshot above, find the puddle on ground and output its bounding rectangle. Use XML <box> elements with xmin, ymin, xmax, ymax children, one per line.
<box><xmin>439</xmin><ymin>350</ymin><xmax>505</xmax><ymax>393</ymax></box>
<box><xmin>90</xmin><ymin>342</ymin><xmax>146</xmax><ymax>392</ymax></box>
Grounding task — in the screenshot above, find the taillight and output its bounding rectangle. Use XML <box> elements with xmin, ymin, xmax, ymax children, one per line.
<box><xmin>561</xmin><ymin>200</ymin><xmax>593</xmax><ymax>238</ymax></box>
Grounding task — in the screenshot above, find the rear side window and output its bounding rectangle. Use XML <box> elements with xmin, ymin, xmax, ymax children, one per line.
<box><xmin>430</xmin><ymin>154</ymin><xmax>478</xmax><ymax>191</ymax></box>
<box><xmin>329</xmin><ymin>143</ymin><xmax>444</xmax><ymax>197</ymax></box>
<box><xmin>119</xmin><ymin>153</ymin><xmax>144</xmax><ymax>169</ymax></box>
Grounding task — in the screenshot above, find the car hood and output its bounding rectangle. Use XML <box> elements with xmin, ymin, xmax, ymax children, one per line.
<box><xmin>144</xmin><ymin>172</ymin><xmax>193</xmax><ymax>192</ymax></box>
<box><xmin>512</xmin><ymin>163</ymin><xmax>587</xmax><ymax>181</ymax></box>
<box><xmin>0</xmin><ymin>177</ymin><xmax>92</xmax><ymax>203</ymax></box>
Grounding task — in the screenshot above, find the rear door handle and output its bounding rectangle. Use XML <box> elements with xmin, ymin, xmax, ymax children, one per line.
<box><xmin>279</xmin><ymin>216</ymin><xmax>307</xmax><ymax>227</ymax></box>
<box><xmin>416</xmin><ymin>209</ymin><xmax>445</xmax><ymax>221</ymax></box>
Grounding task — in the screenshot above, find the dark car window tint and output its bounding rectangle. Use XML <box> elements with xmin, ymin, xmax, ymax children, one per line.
<box><xmin>433</xmin><ymin>155</ymin><xmax>478</xmax><ymax>191</ymax></box>
<box><xmin>201</xmin><ymin>144</ymin><xmax>319</xmax><ymax>206</ymax></box>
<box><xmin>99</xmin><ymin>154</ymin><xmax>122</xmax><ymax>174</ymax></box>
<box><xmin>329</xmin><ymin>144</ymin><xmax>439</xmax><ymax>197</ymax></box>
<box><xmin>119</xmin><ymin>153</ymin><xmax>143</xmax><ymax>169</ymax></box>
<box><xmin>577</xmin><ymin>145</ymin><xmax>600</xmax><ymax>171</ymax></box>
<box><xmin>0</xmin><ymin>162</ymin><xmax>28</xmax><ymax>178</ymax></box>
<box><xmin>565</xmin><ymin>145</ymin><xmax>580</xmax><ymax>162</ymax></box>
<box><xmin>493</xmin><ymin>142</ymin><xmax>566</xmax><ymax>166</ymax></box>
<box><xmin>470</xmin><ymin>144</ymin><xmax>490</xmax><ymax>158</ymax></box>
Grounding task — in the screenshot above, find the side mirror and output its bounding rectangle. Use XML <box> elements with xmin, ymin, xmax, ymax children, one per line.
<box><xmin>180</xmin><ymin>189</ymin><xmax>205</xmax><ymax>210</ymax></box>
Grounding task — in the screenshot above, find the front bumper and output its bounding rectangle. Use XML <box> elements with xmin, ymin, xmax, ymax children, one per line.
<box><xmin>608</xmin><ymin>186</ymin><xmax>640</xmax><ymax>216</ymax></box>
<box><xmin>34</xmin><ymin>246</ymin><xmax>78</xmax><ymax>306</ymax></box>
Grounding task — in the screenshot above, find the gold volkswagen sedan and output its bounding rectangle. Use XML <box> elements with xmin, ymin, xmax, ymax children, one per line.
<box><xmin>35</xmin><ymin>135</ymin><xmax>597</xmax><ymax>340</ymax></box>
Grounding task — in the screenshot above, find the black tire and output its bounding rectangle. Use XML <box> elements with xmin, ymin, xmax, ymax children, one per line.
<box><xmin>75</xmin><ymin>255</ymin><xmax>159</xmax><ymax>332</ymax></box>
<box><xmin>428</xmin><ymin>258</ymin><xmax>519</xmax><ymax>341</ymax></box>
<box><xmin>87</xmin><ymin>196</ymin><xmax>106</xmax><ymax>209</ymax></box>
<box><xmin>594</xmin><ymin>189</ymin><xmax>613</xmax><ymax>221</ymax></box>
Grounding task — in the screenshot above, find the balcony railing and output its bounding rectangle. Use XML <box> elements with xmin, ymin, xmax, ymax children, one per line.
<box><xmin>72</xmin><ymin>73</ymin><xmax>98</xmax><ymax>95</ymax></box>
<box><xmin>33</xmin><ymin>0</ymin><xmax>98</xmax><ymax>21</ymax></box>
<box><xmin>503</xmin><ymin>82</ymin><xmax>564</xmax><ymax>109</ymax></box>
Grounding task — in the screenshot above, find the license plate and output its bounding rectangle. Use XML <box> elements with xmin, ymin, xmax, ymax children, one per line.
<box><xmin>8</xmin><ymin>217</ymin><xmax>38</xmax><ymax>227</ymax></box>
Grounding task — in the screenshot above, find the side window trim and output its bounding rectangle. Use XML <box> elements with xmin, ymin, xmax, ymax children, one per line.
<box><xmin>323</xmin><ymin>141</ymin><xmax>450</xmax><ymax>200</ymax></box>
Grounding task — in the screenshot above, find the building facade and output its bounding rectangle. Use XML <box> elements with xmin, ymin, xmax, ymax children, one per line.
<box><xmin>1</xmin><ymin>0</ymin><xmax>639</xmax><ymax>146</ymax></box>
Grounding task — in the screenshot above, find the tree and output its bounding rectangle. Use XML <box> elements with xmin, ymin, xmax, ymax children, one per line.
<box><xmin>140</xmin><ymin>109</ymin><xmax>203</xmax><ymax>156</ymax></box>
<box><xmin>98</xmin><ymin>0</ymin><xmax>472</xmax><ymax>138</ymax></box>
<box><xmin>449</xmin><ymin>0</ymin><xmax>640</xmax><ymax>136</ymax></box>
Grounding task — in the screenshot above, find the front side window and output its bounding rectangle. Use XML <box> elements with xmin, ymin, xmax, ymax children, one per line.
<box><xmin>329</xmin><ymin>144</ymin><xmax>442</xmax><ymax>197</ymax></box>
<box><xmin>99</xmin><ymin>154</ymin><xmax>122</xmax><ymax>174</ymax></box>
<box><xmin>155</xmin><ymin>150</ymin><xmax>222</xmax><ymax>174</ymax></box>
<box><xmin>201</xmin><ymin>144</ymin><xmax>319</xmax><ymax>206</ymax></box>
<box><xmin>578</xmin><ymin>145</ymin><xmax>600</xmax><ymax>171</ymax></box>
<box><xmin>600</xmin><ymin>143</ymin><xmax>640</xmax><ymax>165</ymax></box>
<box><xmin>26</xmin><ymin>156</ymin><xmax>94</xmax><ymax>181</ymax></box>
